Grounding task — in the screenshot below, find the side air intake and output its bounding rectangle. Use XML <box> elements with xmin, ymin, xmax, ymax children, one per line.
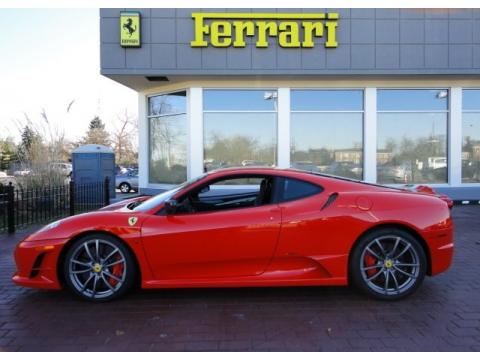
<box><xmin>321</xmin><ymin>193</ymin><xmax>338</xmax><ymax>210</ymax></box>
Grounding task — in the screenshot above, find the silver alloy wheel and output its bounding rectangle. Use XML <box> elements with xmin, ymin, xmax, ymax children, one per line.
<box><xmin>360</xmin><ymin>235</ymin><xmax>420</xmax><ymax>296</ymax></box>
<box><xmin>68</xmin><ymin>239</ymin><xmax>127</xmax><ymax>299</ymax></box>
<box><xmin>120</xmin><ymin>183</ymin><xmax>131</xmax><ymax>193</ymax></box>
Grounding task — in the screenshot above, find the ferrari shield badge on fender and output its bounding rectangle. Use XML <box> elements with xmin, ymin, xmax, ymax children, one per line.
<box><xmin>128</xmin><ymin>217</ymin><xmax>138</xmax><ymax>226</ymax></box>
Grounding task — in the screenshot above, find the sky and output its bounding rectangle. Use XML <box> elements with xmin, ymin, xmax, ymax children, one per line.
<box><xmin>0</xmin><ymin>9</ymin><xmax>137</xmax><ymax>142</ymax></box>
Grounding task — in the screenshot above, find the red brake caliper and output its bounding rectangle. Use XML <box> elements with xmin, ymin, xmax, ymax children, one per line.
<box><xmin>364</xmin><ymin>253</ymin><xmax>378</xmax><ymax>277</ymax></box>
<box><xmin>108</xmin><ymin>254</ymin><xmax>124</xmax><ymax>286</ymax></box>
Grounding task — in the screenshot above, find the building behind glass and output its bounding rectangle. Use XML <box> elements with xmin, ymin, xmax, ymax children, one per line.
<box><xmin>101</xmin><ymin>8</ymin><xmax>480</xmax><ymax>200</ymax></box>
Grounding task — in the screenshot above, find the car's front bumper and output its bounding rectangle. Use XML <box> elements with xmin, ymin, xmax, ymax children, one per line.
<box><xmin>12</xmin><ymin>238</ymin><xmax>65</xmax><ymax>289</ymax></box>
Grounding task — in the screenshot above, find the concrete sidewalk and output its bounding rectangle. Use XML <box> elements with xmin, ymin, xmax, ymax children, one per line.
<box><xmin>0</xmin><ymin>207</ymin><xmax>479</xmax><ymax>351</ymax></box>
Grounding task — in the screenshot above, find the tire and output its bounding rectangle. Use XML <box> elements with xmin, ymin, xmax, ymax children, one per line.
<box><xmin>349</xmin><ymin>227</ymin><xmax>427</xmax><ymax>301</ymax></box>
<box><xmin>119</xmin><ymin>182</ymin><xmax>131</xmax><ymax>193</ymax></box>
<box><xmin>63</xmin><ymin>233</ymin><xmax>137</xmax><ymax>302</ymax></box>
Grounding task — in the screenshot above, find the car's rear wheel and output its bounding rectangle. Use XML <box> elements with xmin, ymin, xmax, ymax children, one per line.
<box><xmin>63</xmin><ymin>234</ymin><xmax>136</xmax><ymax>302</ymax></box>
<box><xmin>119</xmin><ymin>182</ymin><xmax>131</xmax><ymax>193</ymax></box>
<box><xmin>349</xmin><ymin>228</ymin><xmax>427</xmax><ymax>300</ymax></box>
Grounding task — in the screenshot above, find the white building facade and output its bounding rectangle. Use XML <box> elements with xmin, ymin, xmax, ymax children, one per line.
<box><xmin>101</xmin><ymin>9</ymin><xmax>480</xmax><ymax>200</ymax></box>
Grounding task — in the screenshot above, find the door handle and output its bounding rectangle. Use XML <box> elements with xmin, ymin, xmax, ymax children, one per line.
<box><xmin>269</xmin><ymin>207</ymin><xmax>281</xmax><ymax>220</ymax></box>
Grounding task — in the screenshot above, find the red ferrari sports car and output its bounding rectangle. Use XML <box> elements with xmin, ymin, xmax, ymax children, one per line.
<box><xmin>13</xmin><ymin>168</ymin><xmax>454</xmax><ymax>302</ymax></box>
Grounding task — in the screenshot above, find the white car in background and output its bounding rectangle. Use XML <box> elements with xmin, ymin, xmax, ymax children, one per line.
<box><xmin>13</xmin><ymin>169</ymin><xmax>32</xmax><ymax>176</ymax></box>
<box><xmin>50</xmin><ymin>162</ymin><xmax>73</xmax><ymax>176</ymax></box>
<box><xmin>115</xmin><ymin>169</ymin><xmax>139</xmax><ymax>193</ymax></box>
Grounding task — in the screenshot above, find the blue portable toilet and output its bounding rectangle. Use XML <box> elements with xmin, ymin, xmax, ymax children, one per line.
<box><xmin>72</xmin><ymin>144</ymin><xmax>116</xmax><ymax>200</ymax></box>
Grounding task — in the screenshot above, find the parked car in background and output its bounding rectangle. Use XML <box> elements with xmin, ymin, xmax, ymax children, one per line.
<box><xmin>13</xmin><ymin>169</ymin><xmax>32</xmax><ymax>177</ymax></box>
<box><xmin>50</xmin><ymin>162</ymin><xmax>72</xmax><ymax>177</ymax></box>
<box><xmin>241</xmin><ymin>160</ymin><xmax>269</xmax><ymax>167</ymax></box>
<box><xmin>115</xmin><ymin>165</ymin><xmax>129</xmax><ymax>175</ymax></box>
<box><xmin>428</xmin><ymin>157</ymin><xmax>447</xmax><ymax>170</ymax></box>
<box><xmin>115</xmin><ymin>169</ymin><xmax>138</xmax><ymax>193</ymax></box>
<box><xmin>462</xmin><ymin>160</ymin><xmax>480</xmax><ymax>182</ymax></box>
<box><xmin>291</xmin><ymin>161</ymin><xmax>318</xmax><ymax>172</ymax></box>
<box><xmin>377</xmin><ymin>162</ymin><xmax>413</xmax><ymax>183</ymax></box>
<box><xmin>324</xmin><ymin>162</ymin><xmax>362</xmax><ymax>179</ymax></box>
<box><xmin>0</xmin><ymin>175</ymin><xmax>17</xmax><ymax>187</ymax></box>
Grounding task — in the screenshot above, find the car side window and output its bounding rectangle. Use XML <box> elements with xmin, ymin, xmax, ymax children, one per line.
<box><xmin>176</xmin><ymin>176</ymin><xmax>274</xmax><ymax>214</ymax></box>
<box><xmin>280</xmin><ymin>177</ymin><xmax>323</xmax><ymax>202</ymax></box>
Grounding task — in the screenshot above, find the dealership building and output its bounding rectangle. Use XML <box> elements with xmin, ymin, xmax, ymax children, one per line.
<box><xmin>100</xmin><ymin>8</ymin><xmax>480</xmax><ymax>199</ymax></box>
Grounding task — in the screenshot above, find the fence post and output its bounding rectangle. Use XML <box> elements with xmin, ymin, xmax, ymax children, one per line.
<box><xmin>69</xmin><ymin>180</ymin><xmax>75</xmax><ymax>216</ymax></box>
<box><xmin>7</xmin><ymin>182</ymin><xmax>15</xmax><ymax>234</ymax></box>
<box><xmin>104</xmin><ymin>177</ymin><xmax>110</xmax><ymax>206</ymax></box>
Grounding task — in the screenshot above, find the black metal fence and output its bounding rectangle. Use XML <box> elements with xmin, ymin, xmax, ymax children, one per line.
<box><xmin>0</xmin><ymin>177</ymin><xmax>110</xmax><ymax>233</ymax></box>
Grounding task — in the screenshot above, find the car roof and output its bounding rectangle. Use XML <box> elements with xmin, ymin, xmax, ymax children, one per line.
<box><xmin>206</xmin><ymin>166</ymin><xmax>397</xmax><ymax>192</ymax></box>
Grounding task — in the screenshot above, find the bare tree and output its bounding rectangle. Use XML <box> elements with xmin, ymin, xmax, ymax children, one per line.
<box><xmin>111</xmin><ymin>109</ymin><xmax>138</xmax><ymax>166</ymax></box>
<box><xmin>12</xmin><ymin>102</ymin><xmax>75</xmax><ymax>188</ymax></box>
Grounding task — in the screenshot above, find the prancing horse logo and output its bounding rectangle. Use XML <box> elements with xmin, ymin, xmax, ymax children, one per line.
<box><xmin>123</xmin><ymin>18</ymin><xmax>137</xmax><ymax>37</ymax></box>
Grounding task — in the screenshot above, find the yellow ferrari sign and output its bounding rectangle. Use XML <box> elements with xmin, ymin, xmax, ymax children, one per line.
<box><xmin>190</xmin><ymin>12</ymin><xmax>339</xmax><ymax>49</ymax></box>
<box><xmin>120</xmin><ymin>12</ymin><xmax>141</xmax><ymax>47</ymax></box>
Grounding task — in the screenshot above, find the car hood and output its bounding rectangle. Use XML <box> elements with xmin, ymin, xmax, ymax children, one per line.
<box><xmin>23</xmin><ymin>208</ymin><xmax>148</xmax><ymax>243</ymax></box>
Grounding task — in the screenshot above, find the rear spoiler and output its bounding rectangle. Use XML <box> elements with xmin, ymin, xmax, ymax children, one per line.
<box><xmin>401</xmin><ymin>185</ymin><xmax>453</xmax><ymax>209</ymax></box>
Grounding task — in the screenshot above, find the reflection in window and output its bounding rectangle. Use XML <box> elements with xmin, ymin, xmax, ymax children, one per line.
<box><xmin>378</xmin><ymin>89</ymin><xmax>448</xmax><ymax>111</ymax></box>
<box><xmin>462</xmin><ymin>90</ymin><xmax>480</xmax><ymax>183</ymax></box>
<box><xmin>203</xmin><ymin>90</ymin><xmax>277</xmax><ymax>171</ymax></box>
<box><xmin>149</xmin><ymin>91</ymin><xmax>187</xmax><ymax>116</ymax></box>
<box><xmin>204</xmin><ymin>90</ymin><xmax>277</xmax><ymax>111</ymax></box>
<box><xmin>290</xmin><ymin>90</ymin><xmax>364</xmax><ymax>180</ymax></box>
<box><xmin>148</xmin><ymin>91</ymin><xmax>187</xmax><ymax>184</ymax></box>
<box><xmin>377</xmin><ymin>90</ymin><xmax>448</xmax><ymax>184</ymax></box>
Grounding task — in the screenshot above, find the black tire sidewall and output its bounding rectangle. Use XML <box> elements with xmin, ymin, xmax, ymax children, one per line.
<box><xmin>349</xmin><ymin>228</ymin><xmax>427</xmax><ymax>301</ymax></box>
<box><xmin>63</xmin><ymin>233</ymin><xmax>137</xmax><ymax>302</ymax></box>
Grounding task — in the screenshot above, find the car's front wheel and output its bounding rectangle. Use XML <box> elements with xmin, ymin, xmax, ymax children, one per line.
<box><xmin>63</xmin><ymin>234</ymin><xmax>137</xmax><ymax>302</ymax></box>
<box><xmin>349</xmin><ymin>228</ymin><xmax>427</xmax><ymax>300</ymax></box>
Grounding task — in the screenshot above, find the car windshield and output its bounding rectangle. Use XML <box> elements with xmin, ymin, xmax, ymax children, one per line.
<box><xmin>134</xmin><ymin>174</ymin><xmax>207</xmax><ymax>212</ymax></box>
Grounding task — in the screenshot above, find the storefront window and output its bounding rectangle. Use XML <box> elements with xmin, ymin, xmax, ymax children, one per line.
<box><xmin>377</xmin><ymin>89</ymin><xmax>448</xmax><ymax>184</ymax></box>
<box><xmin>203</xmin><ymin>90</ymin><xmax>277</xmax><ymax>171</ymax></box>
<box><xmin>148</xmin><ymin>91</ymin><xmax>187</xmax><ymax>184</ymax></box>
<box><xmin>462</xmin><ymin>90</ymin><xmax>480</xmax><ymax>183</ymax></box>
<box><xmin>290</xmin><ymin>90</ymin><xmax>364</xmax><ymax>180</ymax></box>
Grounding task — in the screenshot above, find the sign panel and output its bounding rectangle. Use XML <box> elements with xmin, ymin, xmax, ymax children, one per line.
<box><xmin>191</xmin><ymin>12</ymin><xmax>339</xmax><ymax>49</ymax></box>
<box><xmin>120</xmin><ymin>11</ymin><xmax>141</xmax><ymax>47</ymax></box>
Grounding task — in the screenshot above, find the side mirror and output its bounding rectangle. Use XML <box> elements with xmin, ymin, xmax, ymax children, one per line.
<box><xmin>164</xmin><ymin>199</ymin><xmax>178</xmax><ymax>214</ymax></box>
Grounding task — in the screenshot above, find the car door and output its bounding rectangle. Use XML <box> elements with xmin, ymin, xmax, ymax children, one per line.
<box><xmin>272</xmin><ymin>176</ymin><xmax>348</xmax><ymax>279</ymax></box>
<box><xmin>141</xmin><ymin>176</ymin><xmax>282</xmax><ymax>280</ymax></box>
